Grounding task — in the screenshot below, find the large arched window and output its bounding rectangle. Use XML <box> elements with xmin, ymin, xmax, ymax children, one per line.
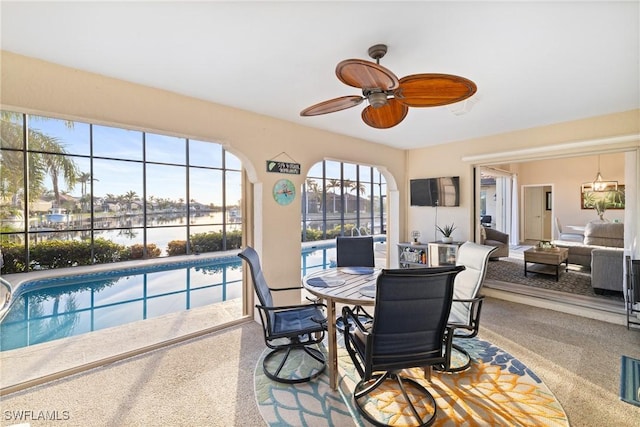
<box><xmin>302</xmin><ymin>160</ymin><xmax>386</xmax><ymax>241</ymax></box>
<box><xmin>0</xmin><ymin>111</ymin><xmax>242</xmax><ymax>273</ymax></box>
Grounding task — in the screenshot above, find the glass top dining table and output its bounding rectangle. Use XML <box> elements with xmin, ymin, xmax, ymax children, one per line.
<box><xmin>302</xmin><ymin>266</ymin><xmax>380</xmax><ymax>390</ymax></box>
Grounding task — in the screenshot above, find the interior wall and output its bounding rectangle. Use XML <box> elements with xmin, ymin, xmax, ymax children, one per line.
<box><xmin>517</xmin><ymin>153</ymin><xmax>626</xmax><ymax>227</ymax></box>
<box><xmin>0</xmin><ymin>51</ymin><xmax>408</xmax><ymax>304</ymax></box>
<box><xmin>406</xmin><ymin>111</ymin><xmax>640</xmax><ymax>252</ymax></box>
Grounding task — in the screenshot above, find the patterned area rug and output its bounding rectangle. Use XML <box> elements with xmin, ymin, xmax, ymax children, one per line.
<box><xmin>255</xmin><ymin>338</ymin><xmax>569</xmax><ymax>426</ymax></box>
<box><xmin>486</xmin><ymin>256</ymin><xmax>623</xmax><ymax>300</ymax></box>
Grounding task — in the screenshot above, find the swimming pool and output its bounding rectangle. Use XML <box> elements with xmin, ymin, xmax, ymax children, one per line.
<box><xmin>1</xmin><ymin>240</ymin><xmax>381</xmax><ymax>351</ymax></box>
<box><xmin>0</xmin><ymin>256</ymin><xmax>244</xmax><ymax>352</ymax></box>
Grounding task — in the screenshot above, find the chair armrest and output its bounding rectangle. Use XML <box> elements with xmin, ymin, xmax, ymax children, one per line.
<box><xmin>452</xmin><ymin>296</ymin><xmax>484</xmax><ymax>304</ymax></box>
<box><xmin>342</xmin><ymin>306</ymin><xmax>369</xmax><ymax>334</ymax></box>
<box><xmin>257</xmin><ymin>302</ymin><xmax>328</xmax><ymax>328</ymax></box>
<box><xmin>257</xmin><ymin>302</ymin><xmax>327</xmax><ymax>312</ymax></box>
<box><xmin>449</xmin><ymin>296</ymin><xmax>484</xmax><ymax>338</ymax></box>
<box><xmin>485</xmin><ymin>228</ymin><xmax>509</xmax><ymax>243</ymax></box>
<box><xmin>270</xmin><ymin>286</ymin><xmax>304</xmax><ymax>292</ymax></box>
<box><xmin>342</xmin><ymin>305</ymin><xmax>370</xmax><ymax>377</ymax></box>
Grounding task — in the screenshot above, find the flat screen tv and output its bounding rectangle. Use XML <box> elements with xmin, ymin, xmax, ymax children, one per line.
<box><xmin>410</xmin><ymin>176</ymin><xmax>460</xmax><ymax>207</ymax></box>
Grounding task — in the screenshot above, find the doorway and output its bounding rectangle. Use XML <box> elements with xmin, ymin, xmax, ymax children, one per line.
<box><xmin>477</xmin><ymin>167</ymin><xmax>516</xmax><ymax>243</ymax></box>
<box><xmin>523</xmin><ymin>185</ymin><xmax>553</xmax><ymax>241</ymax></box>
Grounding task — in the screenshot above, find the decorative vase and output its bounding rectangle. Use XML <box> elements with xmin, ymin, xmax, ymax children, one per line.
<box><xmin>442</xmin><ymin>236</ymin><xmax>453</xmax><ymax>243</ymax></box>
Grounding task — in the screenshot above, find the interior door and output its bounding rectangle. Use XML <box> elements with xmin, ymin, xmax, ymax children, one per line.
<box><xmin>524</xmin><ymin>186</ymin><xmax>544</xmax><ymax>240</ymax></box>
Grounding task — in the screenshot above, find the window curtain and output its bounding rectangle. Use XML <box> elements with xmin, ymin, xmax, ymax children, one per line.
<box><xmin>510</xmin><ymin>174</ymin><xmax>520</xmax><ymax>246</ymax></box>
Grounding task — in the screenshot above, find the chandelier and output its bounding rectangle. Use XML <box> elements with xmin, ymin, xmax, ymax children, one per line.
<box><xmin>581</xmin><ymin>155</ymin><xmax>618</xmax><ymax>192</ymax></box>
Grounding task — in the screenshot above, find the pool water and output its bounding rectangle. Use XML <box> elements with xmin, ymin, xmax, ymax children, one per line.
<box><xmin>0</xmin><ymin>257</ymin><xmax>243</xmax><ymax>352</ymax></box>
<box><xmin>0</xmin><ymin>242</ymin><xmax>353</xmax><ymax>351</ymax></box>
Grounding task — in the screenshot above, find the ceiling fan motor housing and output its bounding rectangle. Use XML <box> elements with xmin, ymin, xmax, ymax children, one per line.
<box><xmin>367</xmin><ymin>91</ymin><xmax>388</xmax><ymax>108</ymax></box>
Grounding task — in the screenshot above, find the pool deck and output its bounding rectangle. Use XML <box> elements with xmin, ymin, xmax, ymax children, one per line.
<box><xmin>1</xmin><ymin>296</ymin><xmax>245</xmax><ymax>395</ymax></box>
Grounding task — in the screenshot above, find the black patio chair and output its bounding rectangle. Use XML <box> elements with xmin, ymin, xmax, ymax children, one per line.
<box><xmin>343</xmin><ymin>266</ymin><xmax>464</xmax><ymax>426</ymax></box>
<box><xmin>335</xmin><ymin>236</ymin><xmax>376</xmax><ymax>330</ymax></box>
<box><xmin>336</xmin><ymin>235</ymin><xmax>375</xmax><ymax>268</ymax></box>
<box><xmin>238</xmin><ymin>246</ymin><xmax>327</xmax><ymax>384</ymax></box>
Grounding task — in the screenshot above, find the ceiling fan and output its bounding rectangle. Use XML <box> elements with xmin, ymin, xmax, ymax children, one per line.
<box><xmin>300</xmin><ymin>44</ymin><xmax>477</xmax><ymax>129</ymax></box>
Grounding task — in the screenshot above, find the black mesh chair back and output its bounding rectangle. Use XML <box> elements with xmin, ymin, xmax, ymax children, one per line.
<box><xmin>238</xmin><ymin>246</ymin><xmax>327</xmax><ymax>383</ymax></box>
<box><xmin>336</xmin><ymin>236</ymin><xmax>375</xmax><ymax>267</ymax></box>
<box><xmin>335</xmin><ymin>236</ymin><xmax>376</xmax><ymax>330</ymax></box>
<box><xmin>238</xmin><ymin>245</ymin><xmax>274</xmax><ymax>324</ymax></box>
<box><xmin>342</xmin><ymin>266</ymin><xmax>464</xmax><ymax>426</ymax></box>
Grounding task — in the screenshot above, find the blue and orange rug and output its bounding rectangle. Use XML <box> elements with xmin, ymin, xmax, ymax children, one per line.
<box><xmin>255</xmin><ymin>337</ymin><xmax>569</xmax><ymax>426</ymax></box>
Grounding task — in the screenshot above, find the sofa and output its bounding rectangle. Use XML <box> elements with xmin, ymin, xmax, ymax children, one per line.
<box><xmin>554</xmin><ymin>222</ymin><xmax>624</xmax><ymax>293</ymax></box>
<box><xmin>480</xmin><ymin>227</ymin><xmax>509</xmax><ymax>259</ymax></box>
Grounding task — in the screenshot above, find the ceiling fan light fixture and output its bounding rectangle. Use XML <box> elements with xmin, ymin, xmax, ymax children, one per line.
<box><xmin>368</xmin><ymin>92</ymin><xmax>387</xmax><ymax>108</ymax></box>
<box><xmin>591</xmin><ymin>172</ymin><xmax>618</xmax><ymax>192</ymax></box>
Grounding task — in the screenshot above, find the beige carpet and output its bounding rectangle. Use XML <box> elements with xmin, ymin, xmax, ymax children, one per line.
<box><xmin>1</xmin><ymin>298</ymin><xmax>640</xmax><ymax>426</ymax></box>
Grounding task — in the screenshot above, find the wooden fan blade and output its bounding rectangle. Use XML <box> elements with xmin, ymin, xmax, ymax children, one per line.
<box><xmin>300</xmin><ymin>95</ymin><xmax>364</xmax><ymax>116</ymax></box>
<box><xmin>394</xmin><ymin>74</ymin><xmax>477</xmax><ymax>107</ymax></box>
<box><xmin>336</xmin><ymin>59</ymin><xmax>399</xmax><ymax>90</ymax></box>
<box><xmin>361</xmin><ymin>99</ymin><xmax>408</xmax><ymax>129</ymax></box>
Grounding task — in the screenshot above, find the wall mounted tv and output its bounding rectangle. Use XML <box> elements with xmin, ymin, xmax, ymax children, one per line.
<box><xmin>410</xmin><ymin>177</ymin><xmax>460</xmax><ymax>207</ymax></box>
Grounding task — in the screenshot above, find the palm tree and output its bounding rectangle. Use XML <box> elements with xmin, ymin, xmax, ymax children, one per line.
<box><xmin>347</xmin><ymin>180</ymin><xmax>367</xmax><ymax>213</ymax></box>
<box><xmin>327</xmin><ymin>179</ymin><xmax>341</xmax><ymax>213</ymax></box>
<box><xmin>77</xmin><ymin>172</ymin><xmax>98</xmax><ymax>212</ymax></box>
<box><xmin>349</xmin><ymin>180</ymin><xmax>366</xmax><ymax>196</ymax></box>
<box><xmin>77</xmin><ymin>172</ymin><xmax>91</xmax><ymax>198</ymax></box>
<box><xmin>305</xmin><ymin>178</ymin><xmax>321</xmax><ymax>214</ymax></box>
<box><xmin>1</xmin><ymin>112</ymin><xmax>79</xmax><ymax>211</ymax></box>
<box><xmin>122</xmin><ymin>191</ymin><xmax>138</xmax><ymax>212</ymax></box>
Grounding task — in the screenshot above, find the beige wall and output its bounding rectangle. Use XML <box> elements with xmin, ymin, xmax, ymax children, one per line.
<box><xmin>516</xmin><ymin>153</ymin><xmax>626</xmax><ymax>231</ymax></box>
<box><xmin>1</xmin><ymin>51</ymin><xmax>407</xmax><ymax>303</ymax></box>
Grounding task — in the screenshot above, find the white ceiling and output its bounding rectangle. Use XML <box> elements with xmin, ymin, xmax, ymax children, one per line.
<box><xmin>2</xmin><ymin>1</ymin><xmax>638</xmax><ymax>150</ymax></box>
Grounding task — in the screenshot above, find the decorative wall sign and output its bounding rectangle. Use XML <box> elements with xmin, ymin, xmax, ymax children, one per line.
<box><xmin>266</xmin><ymin>161</ymin><xmax>301</xmax><ymax>175</ymax></box>
<box><xmin>273</xmin><ymin>178</ymin><xmax>296</xmax><ymax>206</ymax></box>
<box><xmin>266</xmin><ymin>151</ymin><xmax>300</xmax><ymax>174</ymax></box>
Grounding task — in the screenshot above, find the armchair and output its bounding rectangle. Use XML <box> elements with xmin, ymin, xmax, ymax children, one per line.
<box><xmin>342</xmin><ymin>266</ymin><xmax>464</xmax><ymax>426</ymax></box>
<box><xmin>480</xmin><ymin>226</ymin><xmax>509</xmax><ymax>259</ymax></box>
<box><xmin>238</xmin><ymin>247</ymin><xmax>327</xmax><ymax>384</ymax></box>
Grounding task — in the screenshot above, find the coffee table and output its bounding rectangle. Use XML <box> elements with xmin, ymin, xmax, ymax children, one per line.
<box><xmin>523</xmin><ymin>247</ymin><xmax>569</xmax><ymax>281</ymax></box>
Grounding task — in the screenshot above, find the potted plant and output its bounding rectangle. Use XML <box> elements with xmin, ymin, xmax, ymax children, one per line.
<box><xmin>593</xmin><ymin>199</ymin><xmax>607</xmax><ymax>221</ymax></box>
<box><xmin>436</xmin><ymin>223</ymin><xmax>456</xmax><ymax>243</ymax></box>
